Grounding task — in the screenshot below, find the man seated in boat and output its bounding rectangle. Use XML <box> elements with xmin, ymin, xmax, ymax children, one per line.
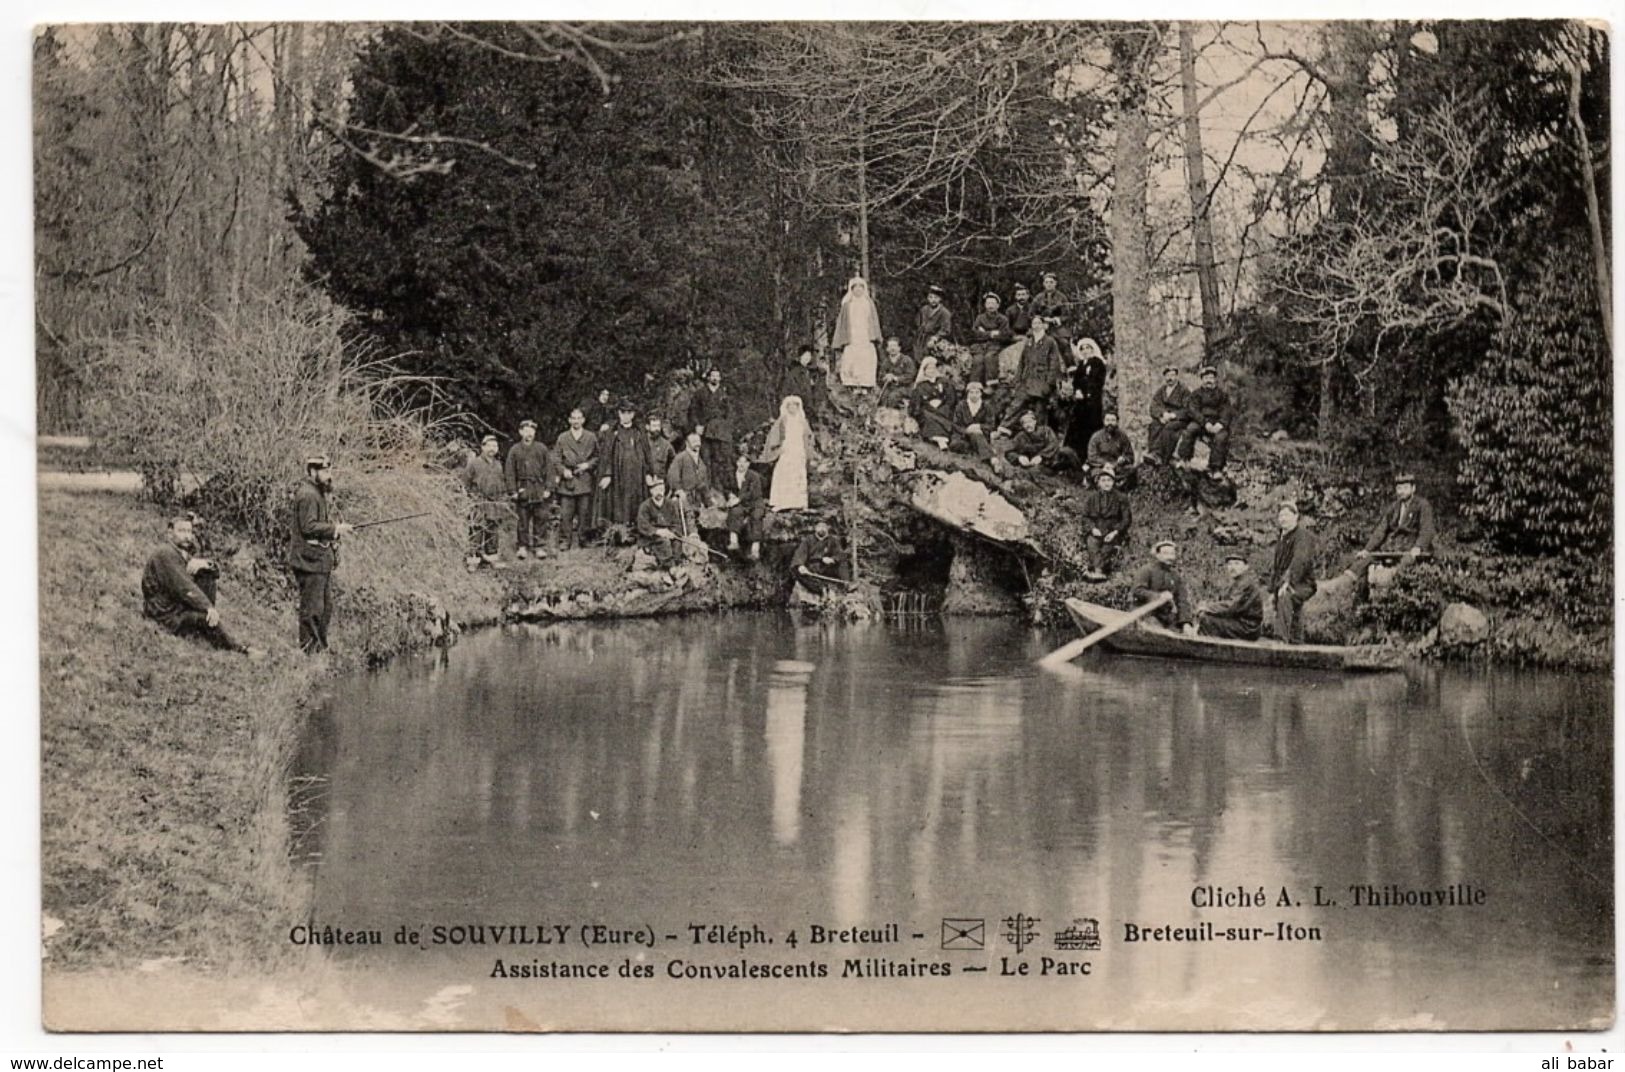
<box><xmin>1337</xmin><ymin>471</ymin><xmax>1436</xmax><ymax>600</ymax></box>
<box><xmin>1079</xmin><ymin>467</ymin><xmax>1131</xmax><ymax>580</ymax></box>
<box><xmin>1270</xmin><ymin>501</ymin><xmax>1319</xmax><ymax>644</ymax></box>
<box><xmin>1196</xmin><ymin>551</ymin><xmax>1265</xmax><ymax>640</ymax></box>
<box><xmin>1085</xmin><ymin>410</ymin><xmax>1137</xmax><ymax>490</ymax></box>
<box><xmin>634</xmin><ymin>477</ymin><xmax>686</xmax><ymax>576</ymax></box>
<box><xmin>1130</xmin><ymin>540</ymin><xmax>1196</xmax><ymax>635</ymax></box>
<box><xmin>1003</xmin><ymin>409</ymin><xmax>1082</xmax><ymax>476</ymax></box>
<box><xmin>791</xmin><ymin>520</ymin><xmax>850</xmax><ymax>595</ymax></box>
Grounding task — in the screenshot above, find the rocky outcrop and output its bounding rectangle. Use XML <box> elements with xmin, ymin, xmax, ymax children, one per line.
<box><xmin>1439</xmin><ymin>602</ymin><xmax>1490</xmax><ymax>646</ymax></box>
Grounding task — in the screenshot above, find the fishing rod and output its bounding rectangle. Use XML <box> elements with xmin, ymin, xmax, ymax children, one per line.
<box><xmin>351</xmin><ymin>510</ymin><xmax>432</xmax><ymax>529</ymax></box>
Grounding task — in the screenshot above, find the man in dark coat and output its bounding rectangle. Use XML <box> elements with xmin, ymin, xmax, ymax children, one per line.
<box><xmin>1004</xmin><ymin>408</ymin><xmax>1081</xmax><ymax>474</ymax></box>
<box><xmin>1340</xmin><ymin>471</ymin><xmax>1437</xmax><ymax>599</ymax></box>
<box><xmin>143</xmin><ymin>515</ymin><xmax>249</xmax><ymax>653</ymax></box>
<box><xmin>643</xmin><ymin>414</ymin><xmax>675</xmax><ymax>493</ymax></box>
<box><xmin>1029</xmin><ymin>271</ymin><xmax>1070</xmax><ymax>344</ymax></box>
<box><xmin>1005</xmin><ymin>315</ymin><xmax>1064</xmax><ymax>432</ymax></box>
<box><xmin>950</xmin><ymin>381</ymin><xmax>1000</xmax><ymax>467</ymax></box>
<box><xmin>1006</xmin><ymin>283</ymin><xmax>1033</xmax><ymax>339</ymax></box>
<box><xmin>724</xmin><ymin>453</ymin><xmax>767</xmax><ymax>561</ymax></box>
<box><xmin>913</xmin><ymin>284</ymin><xmax>954</xmax><ymax>360</ymax></box>
<box><xmin>463</xmin><ymin>435</ymin><xmax>509</xmax><ymax>567</ymax></box>
<box><xmin>969</xmin><ymin>293</ymin><xmax>1013</xmax><ymax>372</ymax></box>
<box><xmin>688</xmin><ymin>367</ymin><xmax>736</xmax><ymax>481</ymax></box>
<box><xmin>1130</xmin><ymin>540</ymin><xmax>1196</xmax><ymax>632</ymax></box>
<box><xmin>635</xmin><ymin>478</ymin><xmax>686</xmax><ymax>572</ymax></box>
<box><xmin>1079</xmin><ymin>468</ymin><xmax>1132</xmax><ymax>579</ymax></box>
<box><xmin>1198</xmin><ymin>552</ymin><xmax>1265</xmax><ymax>640</ymax></box>
<box><xmin>667</xmin><ymin>431</ymin><xmax>711</xmax><ymax>505</ymax></box>
<box><xmin>1269</xmin><ymin>501</ymin><xmax>1318</xmax><ymax>643</ymax></box>
<box><xmin>505</xmin><ymin>419</ymin><xmax>553</xmax><ymax>560</ymax></box>
<box><xmin>1086</xmin><ymin>411</ymin><xmax>1137</xmax><ymax>489</ymax></box>
<box><xmin>877</xmin><ymin>338</ymin><xmax>917</xmax><ymax>409</ymax></box>
<box><xmin>792</xmin><ymin>520</ymin><xmax>849</xmax><ymax>595</ymax></box>
<box><xmin>784</xmin><ymin>348</ymin><xmax>828</xmax><ymax>423</ymax></box>
<box><xmin>1147</xmin><ymin>365</ymin><xmax>1191</xmax><ymax>464</ymax></box>
<box><xmin>553</xmin><ymin>409</ymin><xmax>599</xmax><ymax>550</ymax></box>
<box><xmin>583</xmin><ymin>388</ymin><xmax>615</xmax><ymax>436</ymax></box>
<box><xmin>1175</xmin><ymin>365</ymin><xmax>1236</xmax><ymax>474</ymax></box>
<box><xmin>596</xmin><ymin>399</ymin><xmax>655</xmax><ymax>539</ymax></box>
<box><xmin>289</xmin><ymin>454</ymin><xmax>353</xmax><ymax>653</ymax></box>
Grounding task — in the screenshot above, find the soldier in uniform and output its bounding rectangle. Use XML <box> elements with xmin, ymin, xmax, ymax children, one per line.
<box><xmin>462</xmin><ymin>435</ymin><xmax>509</xmax><ymax>568</ymax></box>
<box><xmin>289</xmin><ymin>454</ymin><xmax>353</xmax><ymax>654</ymax></box>
<box><xmin>1029</xmin><ymin>271</ymin><xmax>1070</xmax><ymax>345</ymax></box>
<box><xmin>724</xmin><ymin>452</ymin><xmax>767</xmax><ymax>561</ymax></box>
<box><xmin>1339</xmin><ymin>471</ymin><xmax>1436</xmax><ymax>599</ymax></box>
<box><xmin>1079</xmin><ymin>468</ymin><xmax>1132</xmax><ymax>580</ymax></box>
<box><xmin>688</xmin><ymin>367</ymin><xmax>737</xmax><ymax>482</ymax></box>
<box><xmin>1197</xmin><ymin>552</ymin><xmax>1265</xmax><ymax>640</ymax></box>
<box><xmin>142</xmin><ymin>514</ymin><xmax>250</xmax><ymax>653</ymax></box>
<box><xmin>635</xmin><ymin>477</ymin><xmax>686</xmax><ymax>573</ymax></box>
<box><xmin>1086</xmin><ymin>410</ymin><xmax>1137</xmax><ymax>489</ymax></box>
<box><xmin>1175</xmin><ymin>365</ymin><xmax>1236</xmax><ymax>475</ymax></box>
<box><xmin>913</xmin><ymin>284</ymin><xmax>954</xmax><ymax>360</ymax></box>
<box><xmin>1270</xmin><ymin>501</ymin><xmax>1319</xmax><ymax>644</ymax></box>
<box><xmin>1146</xmin><ymin>365</ymin><xmax>1191</xmax><ymax>464</ymax></box>
<box><xmin>791</xmin><ymin>520</ymin><xmax>850</xmax><ymax>595</ymax></box>
<box><xmin>505</xmin><ymin>419</ymin><xmax>552</xmax><ymax>560</ymax></box>
<box><xmin>1130</xmin><ymin>540</ymin><xmax>1196</xmax><ymax>634</ymax></box>
<box><xmin>553</xmin><ymin>408</ymin><xmax>599</xmax><ymax>550</ymax></box>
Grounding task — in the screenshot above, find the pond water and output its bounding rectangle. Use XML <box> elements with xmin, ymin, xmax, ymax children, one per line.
<box><xmin>293</xmin><ymin>615</ymin><xmax>1612</xmax><ymax>1031</ymax></box>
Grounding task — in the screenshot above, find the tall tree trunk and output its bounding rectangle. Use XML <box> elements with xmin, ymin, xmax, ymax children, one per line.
<box><xmin>1568</xmin><ymin>56</ymin><xmax>1611</xmax><ymax>350</ymax></box>
<box><xmin>856</xmin><ymin>96</ymin><xmax>870</xmax><ymax>282</ymax></box>
<box><xmin>1110</xmin><ymin>28</ymin><xmax>1158</xmax><ymax>448</ymax></box>
<box><xmin>1178</xmin><ymin>23</ymin><xmax>1222</xmax><ymax>357</ymax></box>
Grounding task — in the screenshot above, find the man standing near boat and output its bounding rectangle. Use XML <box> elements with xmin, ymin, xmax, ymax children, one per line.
<box><xmin>1197</xmin><ymin>552</ymin><xmax>1265</xmax><ymax>640</ymax></box>
<box><xmin>1130</xmin><ymin>540</ymin><xmax>1196</xmax><ymax>635</ymax></box>
<box><xmin>1270</xmin><ymin>501</ymin><xmax>1319</xmax><ymax>643</ymax></box>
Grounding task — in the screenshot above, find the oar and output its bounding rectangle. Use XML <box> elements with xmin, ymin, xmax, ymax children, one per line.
<box><xmin>803</xmin><ymin>569</ymin><xmax>855</xmax><ymax>588</ymax></box>
<box><xmin>1037</xmin><ymin>591</ymin><xmax>1172</xmax><ymax>669</ymax></box>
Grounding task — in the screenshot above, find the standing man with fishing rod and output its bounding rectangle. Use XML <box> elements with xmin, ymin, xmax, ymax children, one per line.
<box><xmin>289</xmin><ymin>453</ymin><xmax>353</xmax><ymax>655</ymax></box>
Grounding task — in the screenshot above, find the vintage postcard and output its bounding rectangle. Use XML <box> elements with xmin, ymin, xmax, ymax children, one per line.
<box><xmin>35</xmin><ymin>18</ymin><xmax>1612</xmax><ymax>1033</ymax></box>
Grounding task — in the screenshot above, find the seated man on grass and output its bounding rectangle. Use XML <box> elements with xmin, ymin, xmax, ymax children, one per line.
<box><xmin>142</xmin><ymin>515</ymin><xmax>251</xmax><ymax>655</ymax></box>
<box><xmin>1079</xmin><ymin>467</ymin><xmax>1131</xmax><ymax>580</ymax></box>
<box><xmin>1004</xmin><ymin>409</ymin><xmax>1081</xmax><ymax>476</ymax></box>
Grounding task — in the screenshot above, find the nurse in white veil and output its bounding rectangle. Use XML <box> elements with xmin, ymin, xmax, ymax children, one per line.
<box><xmin>764</xmin><ymin>395</ymin><xmax>813</xmax><ymax>511</ymax></box>
<box><xmin>833</xmin><ymin>277</ymin><xmax>882</xmax><ymax>389</ymax></box>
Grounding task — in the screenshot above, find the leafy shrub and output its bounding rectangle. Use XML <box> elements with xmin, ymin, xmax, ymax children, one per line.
<box><xmin>1447</xmin><ymin>242</ymin><xmax>1611</xmax><ymax>555</ymax></box>
<box><xmin>89</xmin><ymin>285</ymin><xmax>478</xmax><ymax>585</ymax></box>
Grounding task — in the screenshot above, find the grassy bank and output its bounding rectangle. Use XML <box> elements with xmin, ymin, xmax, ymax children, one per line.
<box><xmin>40</xmin><ymin>487</ymin><xmax>505</xmax><ymax>973</ymax></box>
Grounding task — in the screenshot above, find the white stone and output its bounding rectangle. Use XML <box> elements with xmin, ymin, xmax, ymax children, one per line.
<box><xmin>1438</xmin><ymin>602</ymin><xmax>1489</xmax><ymax>645</ymax></box>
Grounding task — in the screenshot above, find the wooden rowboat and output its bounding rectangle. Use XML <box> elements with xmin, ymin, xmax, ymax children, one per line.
<box><xmin>1064</xmin><ymin>598</ymin><xmax>1404</xmax><ymax>673</ymax></box>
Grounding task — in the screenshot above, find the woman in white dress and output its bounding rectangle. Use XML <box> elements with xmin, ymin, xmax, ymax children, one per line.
<box><xmin>832</xmin><ymin>276</ymin><xmax>882</xmax><ymax>389</ymax></box>
<box><xmin>763</xmin><ymin>395</ymin><xmax>814</xmax><ymax>511</ymax></box>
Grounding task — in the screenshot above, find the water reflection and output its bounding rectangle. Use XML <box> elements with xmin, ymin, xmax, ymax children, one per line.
<box><xmin>297</xmin><ymin>616</ymin><xmax>1612</xmax><ymax>1030</ymax></box>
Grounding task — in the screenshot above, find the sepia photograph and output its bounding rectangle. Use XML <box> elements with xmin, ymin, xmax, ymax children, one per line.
<box><xmin>32</xmin><ymin>17</ymin><xmax>1614</xmax><ymax>1034</ymax></box>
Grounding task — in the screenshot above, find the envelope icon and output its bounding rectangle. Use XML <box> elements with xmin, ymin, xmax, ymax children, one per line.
<box><xmin>941</xmin><ymin>918</ymin><xmax>985</xmax><ymax>950</ymax></box>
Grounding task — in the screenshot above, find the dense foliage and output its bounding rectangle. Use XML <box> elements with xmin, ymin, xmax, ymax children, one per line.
<box><xmin>1446</xmin><ymin>243</ymin><xmax>1613</xmax><ymax>556</ymax></box>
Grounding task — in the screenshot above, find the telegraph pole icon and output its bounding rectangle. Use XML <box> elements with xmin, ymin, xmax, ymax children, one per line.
<box><xmin>1001</xmin><ymin>914</ymin><xmax>1040</xmax><ymax>954</ymax></box>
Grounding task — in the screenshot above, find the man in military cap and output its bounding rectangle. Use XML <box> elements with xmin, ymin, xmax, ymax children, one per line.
<box><xmin>791</xmin><ymin>520</ymin><xmax>850</xmax><ymax>595</ymax></box>
<box><xmin>1079</xmin><ymin>467</ymin><xmax>1132</xmax><ymax>580</ymax></box>
<box><xmin>289</xmin><ymin>453</ymin><xmax>353</xmax><ymax>654</ymax></box>
<box><xmin>1146</xmin><ymin>364</ymin><xmax>1191</xmax><ymax>464</ymax></box>
<box><xmin>914</xmin><ymin>284</ymin><xmax>954</xmax><ymax>361</ymax></box>
<box><xmin>1029</xmin><ymin>271</ymin><xmax>1070</xmax><ymax>344</ymax></box>
<box><xmin>1270</xmin><ymin>501</ymin><xmax>1318</xmax><ymax>643</ymax></box>
<box><xmin>462</xmin><ymin>434</ymin><xmax>509</xmax><ymax>568</ymax></box>
<box><xmin>1197</xmin><ymin>552</ymin><xmax>1265</xmax><ymax>640</ymax></box>
<box><xmin>1339</xmin><ymin>471</ymin><xmax>1436</xmax><ymax>600</ymax></box>
<box><xmin>1175</xmin><ymin>365</ymin><xmax>1236</xmax><ymax>475</ymax></box>
<box><xmin>635</xmin><ymin>477</ymin><xmax>686</xmax><ymax>575</ymax></box>
<box><xmin>1130</xmin><ymin>540</ymin><xmax>1196</xmax><ymax>634</ymax></box>
<box><xmin>969</xmin><ymin>292</ymin><xmax>1013</xmax><ymax>383</ymax></box>
<box><xmin>505</xmin><ymin>419</ymin><xmax>552</xmax><ymax>560</ymax></box>
<box><xmin>553</xmin><ymin>408</ymin><xmax>599</xmax><ymax>550</ymax></box>
<box><xmin>143</xmin><ymin>514</ymin><xmax>250</xmax><ymax>654</ymax></box>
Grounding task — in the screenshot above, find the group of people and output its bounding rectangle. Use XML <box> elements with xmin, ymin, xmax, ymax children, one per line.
<box><xmin>458</xmin><ymin>369</ymin><xmax>818</xmax><ymax>577</ymax></box>
<box><xmin>1125</xmin><ymin>473</ymin><xmax>1435</xmax><ymax>644</ymax></box>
